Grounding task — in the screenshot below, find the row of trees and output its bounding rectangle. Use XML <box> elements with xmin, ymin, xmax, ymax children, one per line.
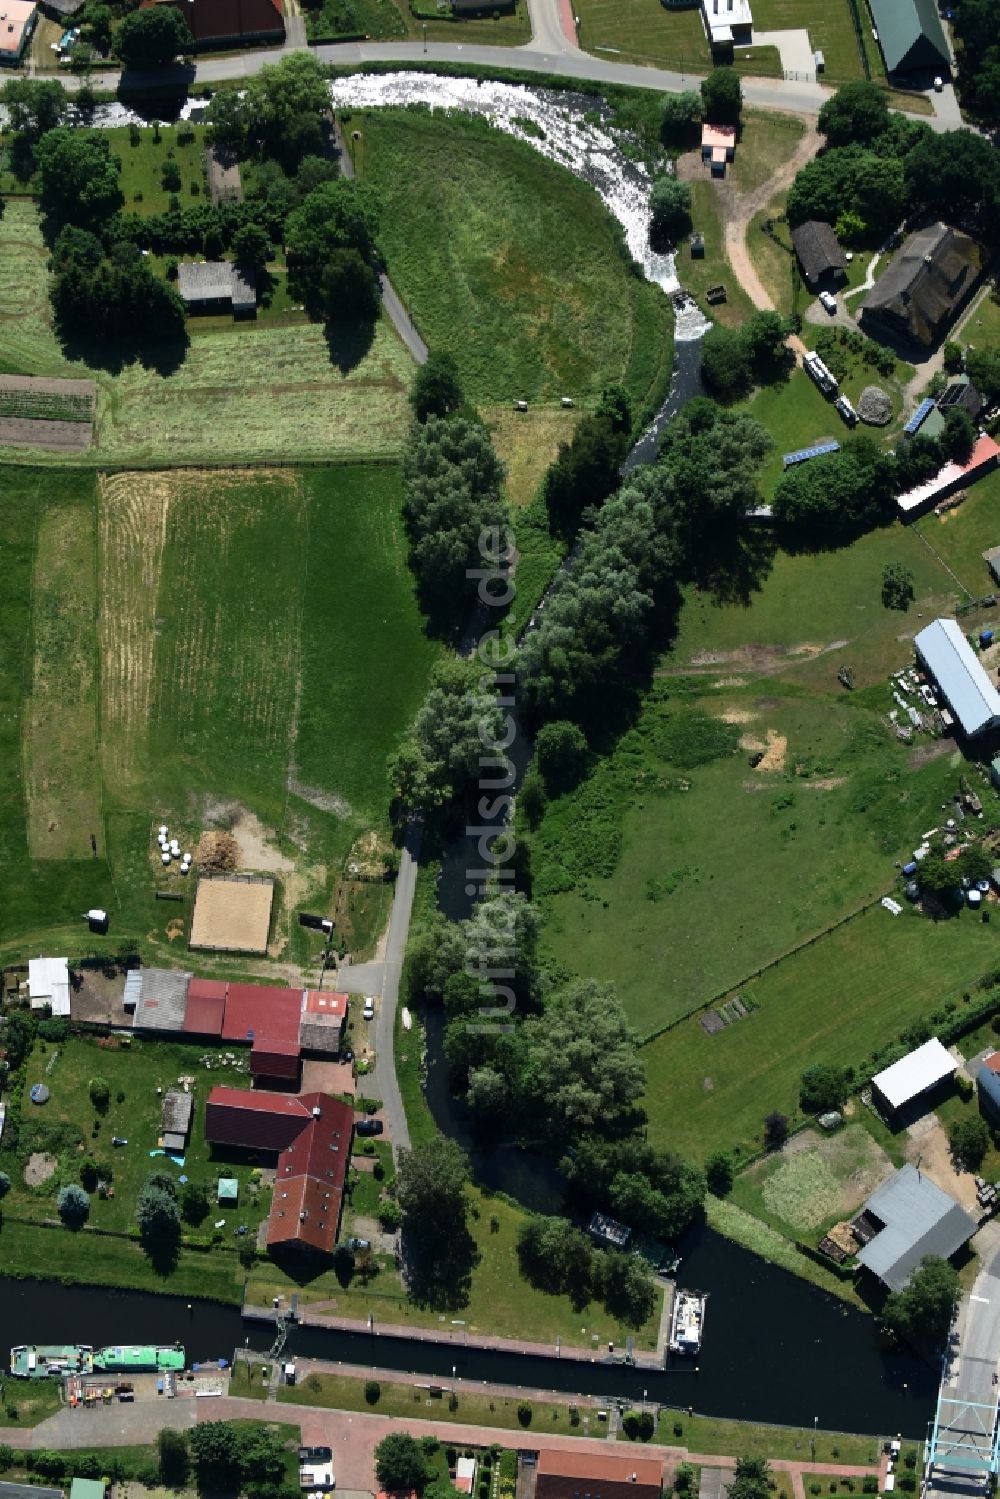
<box><xmin>791</xmin><ymin>82</ymin><xmax>1000</xmax><ymax>242</ymax></box>
<box><xmin>543</xmin><ymin>385</ymin><xmax>632</xmax><ymax>537</ymax></box>
<box><xmin>399</xmin><ymin>415</ymin><xmax>509</xmax><ymax>630</ymax></box>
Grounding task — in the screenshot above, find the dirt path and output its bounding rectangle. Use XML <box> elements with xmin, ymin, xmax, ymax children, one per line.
<box><xmin>721</xmin><ymin>120</ymin><xmax>822</xmax><ymax>360</ymax></box>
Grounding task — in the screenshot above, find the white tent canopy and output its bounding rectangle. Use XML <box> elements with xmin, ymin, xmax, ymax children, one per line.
<box><xmin>872</xmin><ymin>1036</ymin><xmax>956</xmax><ymax>1112</ymax></box>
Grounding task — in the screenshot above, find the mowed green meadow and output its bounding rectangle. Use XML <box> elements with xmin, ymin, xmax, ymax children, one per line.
<box><xmin>354</xmin><ymin>110</ymin><xmax>675</xmax><ymax>413</ymax></box>
<box><xmin>523</xmin><ymin>516</ymin><xmax>1000</xmax><ymax>1157</ymax></box>
<box><xmin>0</xmin><ymin>465</ymin><xmax>437</xmax><ymax>961</ymax></box>
<box><xmin>0</xmin><ymin>200</ymin><xmax>413</xmax><ymax>466</ymax></box>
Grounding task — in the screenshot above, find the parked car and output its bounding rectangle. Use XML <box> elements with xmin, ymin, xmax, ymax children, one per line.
<box><xmin>345</xmin><ymin>1236</ymin><xmax>370</xmax><ymax>1251</ymax></box>
<box><xmin>933</xmin><ymin>75</ymin><xmax>944</xmax><ymax>91</ymax></box>
<box><xmin>341</xmin><ymin>1048</ymin><xmax>354</xmax><ymax>1064</ymax></box>
<box><xmin>355</xmin><ymin>1118</ymin><xmax>384</xmax><ymax>1137</ymax></box>
<box><xmin>819</xmin><ymin>290</ymin><xmax>837</xmax><ymax>314</ymax></box>
<box><xmin>363</xmin><ymin>995</ymin><xmax>375</xmax><ymax>1021</ymax></box>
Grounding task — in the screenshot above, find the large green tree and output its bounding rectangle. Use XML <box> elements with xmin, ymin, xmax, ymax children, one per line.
<box><xmin>410</xmin><ymin>350</ymin><xmax>464</xmax><ymax>423</ymax></box>
<box><xmin>388</xmin><ymin>657</ymin><xmax>503</xmax><ymax>812</ymax></box>
<box><xmin>115</xmin><ymin>5</ymin><xmax>191</xmax><ymax>68</ymax></box>
<box><xmin>818</xmin><ymin>81</ymin><xmax>889</xmax><ymax>146</ymax></box>
<box><xmin>374</xmin><ymin>1433</ymin><xmax>429</xmax><ymax>1494</ymax></box>
<box><xmin>701</xmin><ymin>67</ymin><xmax>742</xmax><ymax>125</ymax></box>
<box><xmin>516</xmin><ymin>979</ymin><xmax>643</xmax><ymax>1148</ymax></box>
<box><xmin>883</xmin><ymin>1255</ymin><xmax>959</xmax><ymax>1349</ymax></box>
<box><xmin>284</xmin><ymin>179</ymin><xmax>380</xmax><ymax>321</ymax></box>
<box><xmin>649</xmin><ymin>175</ymin><xmax>692</xmax><ymax>245</ymax></box>
<box><xmin>400</xmin><ymin>415</ymin><xmax>508</xmax><ymax>625</ymax></box>
<box><xmin>904</xmin><ymin>129</ymin><xmax>1000</xmax><ymax>229</ymax></box>
<box><xmin>0</xmin><ymin>78</ymin><xmax>65</xmax><ymax>177</ymax></box>
<box><xmin>35</xmin><ymin>129</ymin><xmax>123</xmax><ymax>232</ymax></box>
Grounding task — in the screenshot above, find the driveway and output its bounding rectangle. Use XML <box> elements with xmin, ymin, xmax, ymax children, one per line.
<box><xmin>333</xmin><ymin>820</ymin><xmax>422</xmax><ymax>1157</ymax></box>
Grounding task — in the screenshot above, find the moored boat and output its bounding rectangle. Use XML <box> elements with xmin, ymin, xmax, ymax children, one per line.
<box><xmin>668</xmin><ymin>1288</ymin><xmax>707</xmax><ymax>1355</ymax></box>
<box><xmin>92</xmin><ymin>1344</ymin><xmax>185</xmax><ymax>1372</ymax></box>
<box><xmin>10</xmin><ymin>1345</ymin><xmax>94</xmax><ymax>1378</ymax></box>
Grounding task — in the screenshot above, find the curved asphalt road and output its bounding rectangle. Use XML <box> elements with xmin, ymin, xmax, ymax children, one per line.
<box><xmin>62</xmin><ymin>0</ymin><xmax>954</xmax><ymax>130</ymax></box>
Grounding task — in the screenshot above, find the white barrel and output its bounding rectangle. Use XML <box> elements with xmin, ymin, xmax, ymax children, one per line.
<box><xmin>161</xmin><ymin>851</ymin><xmax>171</xmax><ymax>865</ymax></box>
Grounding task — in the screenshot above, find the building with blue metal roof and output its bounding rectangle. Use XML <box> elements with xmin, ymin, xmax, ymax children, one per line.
<box><xmin>914</xmin><ymin>618</ymin><xmax>1000</xmax><ymax>738</ymax></box>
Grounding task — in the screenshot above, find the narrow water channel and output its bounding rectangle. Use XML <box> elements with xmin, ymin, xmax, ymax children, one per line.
<box><xmin>0</xmin><ymin>1261</ymin><xmax>935</xmax><ymax>1436</ymax></box>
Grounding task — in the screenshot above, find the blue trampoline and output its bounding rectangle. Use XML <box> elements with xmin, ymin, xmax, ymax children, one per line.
<box><xmin>29</xmin><ymin>1083</ymin><xmax>50</xmax><ymax>1105</ymax></box>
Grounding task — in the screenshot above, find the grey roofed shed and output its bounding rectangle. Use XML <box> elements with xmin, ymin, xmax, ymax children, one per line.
<box><xmin>161</xmin><ymin>1088</ymin><xmax>193</xmax><ymax>1151</ymax></box>
<box><xmin>867</xmin><ymin>0</ymin><xmax>948</xmax><ymax>73</ymax></box>
<box><xmin>177</xmin><ymin>261</ymin><xmax>257</xmax><ymax>314</ymax></box>
<box><xmin>914</xmin><ymin>618</ymin><xmax>1000</xmax><ymax>738</ymax></box>
<box><xmin>856</xmin><ymin>1164</ymin><xmax>976</xmax><ymax>1291</ymax></box>
<box><xmin>791</xmin><ymin>221</ymin><xmax>847</xmax><ymax>287</ymax></box>
<box><xmin>133</xmin><ymin>968</ymin><xmax>192</xmax><ymax>1033</ymax></box>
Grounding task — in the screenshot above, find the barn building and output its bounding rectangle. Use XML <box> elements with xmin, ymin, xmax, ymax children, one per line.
<box><xmin>913</xmin><ymin>618</ymin><xmax>1000</xmax><ymax>737</ymax></box>
<box><xmin>871</xmin><ymin>1036</ymin><xmax>958</xmax><ymax>1119</ymax></box>
<box><xmin>855</xmin><ymin>1164</ymin><xmax>976</xmax><ymax>1291</ymax></box>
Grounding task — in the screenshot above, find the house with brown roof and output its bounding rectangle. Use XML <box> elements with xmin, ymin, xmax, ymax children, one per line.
<box><xmin>860</xmin><ymin>223</ymin><xmax>982</xmax><ymax>350</ymax></box>
<box><xmin>530</xmin><ymin>1450</ymin><xmax>664</xmax><ymax>1499</ymax></box>
<box><xmin>204</xmin><ymin>1086</ymin><xmax>353</xmax><ymax>1255</ymax></box>
<box><xmin>791</xmin><ymin>220</ymin><xmax>848</xmax><ymax>288</ymax></box>
<box><xmin>142</xmin><ymin>0</ymin><xmax>283</xmax><ymax>49</ymax></box>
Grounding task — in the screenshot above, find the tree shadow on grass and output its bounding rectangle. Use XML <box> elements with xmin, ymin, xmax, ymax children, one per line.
<box><xmin>58</xmin><ymin>328</ymin><xmax>189</xmax><ymax>378</ymax></box>
<box><xmin>691</xmin><ymin>522</ymin><xmax>777</xmax><ymax>607</ymax></box>
<box><xmin>323</xmin><ymin>316</ymin><xmax>376</xmax><ymax>375</ymax></box>
<box><xmin>401</xmin><ymin>1221</ymin><xmax>479</xmax><ymax>1312</ymax></box>
<box><xmin>141</xmin><ymin>1228</ymin><xmax>181</xmax><ymax>1278</ymax></box>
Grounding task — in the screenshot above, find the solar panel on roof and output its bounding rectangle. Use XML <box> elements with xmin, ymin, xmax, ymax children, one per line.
<box><xmin>904</xmin><ymin>398</ymin><xmax>936</xmax><ymax>435</ymax></box>
<box><xmin>782</xmin><ymin>440</ymin><xmax>840</xmax><ymax>468</ymax></box>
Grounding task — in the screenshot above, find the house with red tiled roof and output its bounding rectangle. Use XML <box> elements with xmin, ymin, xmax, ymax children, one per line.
<box><xmin>532</xmin><ymin>1451</ymin><xmax>664</xmax><ymax>1499</ymax></box>
<box><xmin>205</xmin><ymin>1086</ymin><xmax>353</xmax><ymax>1255</ymax></box>
<box><xmin>141</xmin><ymin>0</ymin><xmax>283</xmax><ymax>49</ymax></box>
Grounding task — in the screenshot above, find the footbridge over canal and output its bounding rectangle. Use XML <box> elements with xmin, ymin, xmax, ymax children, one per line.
<box><xmin>925</xmin><ymin>1244</ymin><xmax>1000</xmax><ymax>1496</ymax></box>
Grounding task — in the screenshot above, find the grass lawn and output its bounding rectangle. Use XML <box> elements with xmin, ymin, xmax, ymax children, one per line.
<box><xmin>277</xmin><ymin>1369</ymin><xmax>606</xmax><ymax>1437</ymax></box>
<box><xmin>0</xmin><ymin>201</ymin><xmax>413</xmax><ymax>466</ymax></box>
<box><xmin>533</xmin><ymin>521</ymin><xmax>963</xmax><ymax>1040</ymax></box>
<box><xmin>653</xmin><ymin>1411</ymin><xmax>894</xmax><ymax>1461</ymax></box>
<box><xmin>0</xmin><ymin>464</ymin><xmax>436</xmax><ymax>972</ymax></box>
<box><xmin>728</xmin><ymin>1121</ymin><xmax>893</xmax><ymax>1243</ymax></box>
<box><xmin>353</xmin><ymin>109</ymin><xmax>674</xmax><ymax>412</ymax></box>
<box><xmin>683</xmin><ymin>182</ymin><xmax>756</xmax><ymax>329</ymax></box>
<box><xmin>0</xmin><ymin>1378</ymin><xmax>63</xmax><ymax>1429</ymax></box>
<box><xmin>914</xmin><ymin>469</ymin><xmax>1000</xmax><ymax>599</ymax></box>
<box><xmin>110</xmin><ymin>124</ymin><xmax>208</xmax><ymax>215</ymax></box>
<box><xmin>245</xmin><ymin>1187</ymin><xmax>663</xmax><ymax>1351</ymax></box>
<box><xmin>747</xmin><ymin>205</ymin><xmax>797</xmax><ymax>317</ymax></box>
<box><xmin>398</xmin><ymin>0</ymin><xmax>531</xmax><ymax>44</ymax></box>
<box><xmin>642</xmin><ymin>906</ymin><xmax>1000</xmax><ymax>1160</ymax></box>
<box><xmin>744</xmin><ymin>360</ymin><xmax>915</xmax><ymax>498</ymax></box>
<box><xmin>6</xmin><ymin>1034</ymin><xmax>266</xmax><ymax>1237</ymax></box>
<box><xmin>751</xmin><ymin>0</ymin><xmax>875</xmax><ymax>82</ymax></box>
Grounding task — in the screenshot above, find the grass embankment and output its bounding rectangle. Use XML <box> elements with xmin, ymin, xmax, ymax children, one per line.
<box><xmin>0</xmin><ymin>1379</ymin><xmax>64</xmax><ymax>1429</ymax></box>
<box><xmin>653</xmin><ymin>1412</ymin><xmax>903</xmax><ymax>1462</ymax></box>
<box><xmin>275</xmin><ymin>1369</ymin><xmax>606</xmax><ymax>1438</ymax></box>
<box><xmin>0</xmin><ymin>465</ymin><xmax>436</xmax><ymax>972</ymax></box>
<box><xmin>353</xmin><ymin>109</ymin><xmax>674</xmax><ymax>420</ymax></box>
<box><xmin>0</xmin><ymin>200</ymin><xmax>413</xmax><ymax>466</ymax></box>
<box><xmin>245</xmin><ymin>1187</ymin><xmax>663</xmax><ymax>1352</ymax></box>
<box><xmin>306</xmin><ymin>0</ymin><xmax>530</xmax><ymax>45</ymax></box>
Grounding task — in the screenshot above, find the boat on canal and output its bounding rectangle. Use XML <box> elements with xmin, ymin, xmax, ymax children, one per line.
<box><xmin>669</xmin><ymin>1289</ymin><xmax>707</xmax><ymax>1356</ymax></box>
<box><xmin>10</xmin><ymin>1345</ymin><xmax>94</xmax><ymax>1378</ymax></box>
<box><xmin>93</xmin><ymin>1344</ymin><xmax>185</xmax><ymax>1372</ymax></box>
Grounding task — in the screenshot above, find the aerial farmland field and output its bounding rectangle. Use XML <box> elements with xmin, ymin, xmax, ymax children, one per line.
<box><xmin>1</xmin><ymin>463</ymin><xmax>436</xmax><ymax>964</ymax></box>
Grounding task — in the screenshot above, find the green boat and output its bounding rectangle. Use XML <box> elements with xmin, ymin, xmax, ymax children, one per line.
<box><xmin>10</xmin><ymin>1345</ymin><xmax>94</xmax><ymax>1378</ymax></box>
<box><xmin>92</xmin><ymin>1344</ymin><xmax>185</xmax><ymax>1372</ymax></box>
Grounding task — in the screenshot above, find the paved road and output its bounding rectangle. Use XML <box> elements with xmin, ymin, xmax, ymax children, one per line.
<box><xmin>333</xmin><ymin>820</ymin><xmax>421</xmax><ymax>1156</ymax></box>
<box><xmin>14</xmin><ymin>1392</ymin><xmax>888</xmax><ymax>1499</ymax></box>
<box><xmin>333</xmin><ymin>117</ymin><xmax>428</xmax><ymax>363</ymax></box>
<box><xmin>926</xmin><ymin>1227</ymin><xmax>1000</xmax><ymax>1497</ymax></box>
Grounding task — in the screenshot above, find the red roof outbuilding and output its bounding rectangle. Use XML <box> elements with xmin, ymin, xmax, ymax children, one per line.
<box><xmin>205</xmin><ymin>1086</ymin><xmax>311</xmax><ymax>1152</ymax></box>
<box><xmin>141</xmin><ymin>0</ymin><xmax>284</xmax><ymax>48</ymax></box>
<box><xmin>183</xmin><ymin>978</ymin><xmax>228</xmax><ymax>1037</ymax></box>
<box><xmin>251</xmin><ymin>1036</ymin><xmax>301</xmax><ymax>1082</ymax></box>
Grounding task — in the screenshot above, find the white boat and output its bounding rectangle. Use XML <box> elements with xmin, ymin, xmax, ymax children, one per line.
<box><xmin>0</xmin><ymin>1101</ymin><xmax>5</xmax><ymax>1145</ymax></box>
<box><xmin>669</xmin><ymin>1288</ymin><xmax>707</xmax><ymax>1355</ymax></box>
